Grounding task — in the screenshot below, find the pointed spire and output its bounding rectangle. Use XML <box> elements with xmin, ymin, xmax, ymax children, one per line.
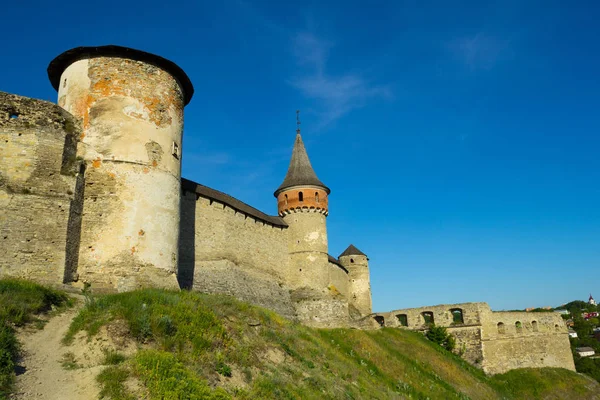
<box><xmin>274</xmin><ymin>111</ymin><xmax>330</xmax><ymax>196</ymax></box>
<box><xmin>339</xmin><ymin>244</ymin><xmax>367</xmax><ymax>258</ymax></box>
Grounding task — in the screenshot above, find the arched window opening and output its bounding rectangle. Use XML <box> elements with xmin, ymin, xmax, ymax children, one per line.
<box><xmin>450</xmin><ymin>308</ymin><xmax>464</xmax><ymax>325</ymax></box>
<box><xmin>284</xmin><ymin>194</ymin><xmax>288</xmax><ymax>206</ymax></box>
<box><xmin>532</xmin><ymin>320</ymin><xmax>538</xmax><ymax>332</ymax></box>
<box><xmin>315</xmin><ymin>192</ymin><xmax>319</xmax><ymax>203</ymax></box>
<box><xmin>515</xmin><ymin>321</ymin><xmax>523</xmax><ymax>334</ymax></box>
<box><xmin>350</xmin><ymin>258</ymin><xmax>354</xmax><ymax>263</ymax></box>
<box><xmin>555</xmin><ymin>324</ymin><xmax>560</xmax><ymax>332</ymax></box>
<box><xmin>374</xmin><ymin>315</ymin><xmax>385</xmax><ymax>327</ymax></box>
<box><xmin>422</xmin><ymin>312</ymin><xmax>434</xmax><ymax>326</ymax></box>
<box><xmin>397</xmin><ymin>314</ymin><xmax>408</xmax><ymax>327</ymax></box>
<box><xmin>497</xmin><ymin>322</ymin><xmax>505</xmax><ymax>334</ymax></box>
<box><xmin>299</xmin><ymin>192</ymin><xmax>304</xmax><ymax>202</ymax></box>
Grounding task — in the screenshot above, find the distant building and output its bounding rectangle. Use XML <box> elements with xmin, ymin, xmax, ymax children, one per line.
<box><xmin>554</xmin><ymin>309</ymin><xmax>570</xmax><ymax>315</ymax></box>
<box><xmin>576</xmin><ymin>347</ymin><xmax>595</xmax><ymax>357</ymax></box>
<box><xmin>583</xmin><ymin>312</ymin><xmax>599</xmax><ymax>320</ymax></box>
<box><xmin>590</xmin><ymin>294</ymin><xmax>597</xmax><ymax>306</ymax></box>
<box><xmin>568</xmin><ymin>329</ymin><xmax>578</xmax><ymax>338</ymax></box>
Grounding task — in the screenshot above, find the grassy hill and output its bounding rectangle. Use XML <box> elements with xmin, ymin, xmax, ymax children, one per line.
<box><xmin>2</xmin><ymin>280</ymin><xmax>600</xmax><ymax>399</ymax></box>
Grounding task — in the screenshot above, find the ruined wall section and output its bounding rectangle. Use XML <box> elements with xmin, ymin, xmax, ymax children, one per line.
<box><xmin>179</xmin><ymin>187</ymin><xmax>296</xmax><ymax>319</ymax></box>
<box><xmin>57</xmin><ymin>57</ymin><xmax>185</xmax><ymax>291</ymax></box>
<box><xmin>379</xmin><ymin>303</ymin><xmax>488</xmax><ymax>365</ymax></box>
<box><xmin>383</xmin><ymin>303</ymin><xmax>488</xmax><ymax>330</ymax></box>
<box><xmin>0</xmin><ymin>92</ymin><xmax>81</xmax><ymax>284</ymax></box>
<box><xmin>479</xmin><ymin>310</ymin><xmax>575</xmax><ymax>374</ymax></box>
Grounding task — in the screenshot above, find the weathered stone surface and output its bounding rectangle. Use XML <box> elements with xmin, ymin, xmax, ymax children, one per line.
<box><xmin>57</xmin><ymin>56</ymin><xmax>186</xmax><ymax>291</ymax></box>
<box><xmin>479</xmin><ymin>309</ymin><xmax>575</xmax><ymax>374</ymax></box>
<box><xmin>376</xmin><ymin>302</ymin><xmax>575</xmax><ymax>374</ymax></box>
<box><xmin>190</xmin><ymin>259</ymin><xmax>296</xmax><ymax>320</ymax></box>
<box><xmin>0</xmin><ymin>92</ymin><xmax>81</xmax><ymax>285</ymax></box>
<box><xmin>340</xmin><ymin>253</ymin><xmax>372</xmax><ymax>317</ymax></box>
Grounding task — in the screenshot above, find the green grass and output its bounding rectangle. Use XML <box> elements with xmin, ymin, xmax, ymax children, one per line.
<box><xmin>0</xmin><ymin>279</ymin><xmax>72</xmax><ymax>399</ymax></box>
<box><xmin>492</xmin><ymin>367</ymin><xmax>592</xmax><ymax>399</ymax></box>
<box><xmin>61</xmin><ymin>287</ymin><xmax>600</xmax><ymax>400</ymax></box>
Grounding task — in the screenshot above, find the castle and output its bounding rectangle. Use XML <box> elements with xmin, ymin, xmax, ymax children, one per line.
<box><xmin>0</xmin><ymin>45</ymin><xmax>575</xmax><ymax>375</ymax></box>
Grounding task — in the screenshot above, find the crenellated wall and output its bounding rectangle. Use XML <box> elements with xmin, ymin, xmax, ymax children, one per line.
<box><xmin>0</xmin><ymin>92</ymin><xmax>82</xmax><ymax>284</ymax></box>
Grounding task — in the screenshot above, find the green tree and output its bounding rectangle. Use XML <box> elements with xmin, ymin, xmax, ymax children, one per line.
<box><xmin>425</xmin><ymin>325</ymin><xmax>456</xmax><ymax>352</ymax></box>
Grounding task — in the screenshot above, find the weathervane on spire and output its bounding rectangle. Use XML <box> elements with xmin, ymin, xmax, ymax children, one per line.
<box><xmin>296</xmin><ymin>109</ymin><xmax>301</xmax><ymax>134</ymax></box>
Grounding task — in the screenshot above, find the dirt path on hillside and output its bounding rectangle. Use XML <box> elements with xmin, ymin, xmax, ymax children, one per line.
<box><xmin>9</xmin><ymin>301</ymin><xmax>103</xmax><ymax>400</ymax></box>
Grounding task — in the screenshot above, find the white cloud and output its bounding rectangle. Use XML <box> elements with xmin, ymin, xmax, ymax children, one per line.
<box><xmin>290</xmin><ymin>32</ymin><xmax>391</xmax><ymax>126</ymax></box>
<box><xmin>448</xmin><ymin>33</ymin><xmax>510</xmax><ymax>70</ymax></box>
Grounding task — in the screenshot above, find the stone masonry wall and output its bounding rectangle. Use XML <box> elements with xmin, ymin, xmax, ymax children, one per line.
<box><xmin>377</xmin><ymin>303</ymin><xmax>576</xmax><ymax>374</ymax></box>
<box><xmin>0</xmin><ymin>92</ymin><xmax>81</xmax><ymax>285</ymax></box>
<box><xmin>379</xmin><ymin>303</ymin><xmax>487</xmax><ymax>365</ymax></box>
<box><xmin>328</xmin><ymin>260</ymin><xmax>349</xmax><ymax>297</ymax></box>
<box><xmin>284</xmin><ymin>210</ymin><xmax>330</xmax><ymax>291</ymax></box>
<box><xmin>58</xmin><ymin>57</ymin><xmax>185</xmax><ymax>291</ymax></box>
<box><xmin>478</xmin><ymin>310</ymin><xmax>575</xmax><ymax>374</ymax></box>
<box><xmin>340</xmin><ymin>254</ymin><xmax>372</xmax><ymax>317</ymax></box>
<box><xmin>179</xmin><ymin>190</ymin><xmax>295</xmax><ymax>317</ymax></box>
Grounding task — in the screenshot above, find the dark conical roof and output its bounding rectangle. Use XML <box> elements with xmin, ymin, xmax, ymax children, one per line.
<box><xmin>274</xmin><ymin>132</ymin><xmax>330</xmax><ymax>196</ymax></box>
<box><xmin>339</xmin><ymin>244</ymin><xmax>367</xmax><ymax>258</ymax></box>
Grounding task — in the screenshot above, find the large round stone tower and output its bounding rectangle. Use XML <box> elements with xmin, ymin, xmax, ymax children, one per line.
<box><xmin>274</xmin><ymin>122</ymin><xmax>330</xmax><ymax>291</ymax></box>
<box><xmin>47</xmin><ymin>45</ymin><xmax>194</xmax><ymax>291</ymax></box>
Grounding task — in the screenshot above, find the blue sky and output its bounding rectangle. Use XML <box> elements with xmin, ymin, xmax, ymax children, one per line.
<box><xmin>1</xmin><ymin>1</ymin><xmax>599</xmax><ymax>312</ymax></box>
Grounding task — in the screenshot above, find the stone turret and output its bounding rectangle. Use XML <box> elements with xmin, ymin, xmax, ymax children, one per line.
<box><xmin>339</xmin><ymin>244</ymin><xmax>372</xmax><ymax>316</ymax></box>
<box><xmin>274</xmin><ymin>125</ymin><xmax>330</xmax><ymax>291</ymax></box>
<box><xmin>48</xmin><ymin>45</ymin><xmax>194</xmax><ymax>291</ymax></box>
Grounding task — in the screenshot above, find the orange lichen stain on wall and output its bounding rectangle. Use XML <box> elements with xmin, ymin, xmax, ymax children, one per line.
<box><xmin>79</xmin><ymin>132</ymin><xmax>86</xmax><ymax>140</ymax></box>
<box><xmin>131</xmin><ymin>246</ymin><xmax>136</xmax><ymax>255</ymax></box>
<box><xmin>91</xmin><ymin>78</ymin><xmax>127</xmax><ymax>98</ymax></box>
<box><xmin>152</xmin><ymin>160</ymin><xmax>158</xmax><ymax>167</ymax></box>
<box><xmin>138</xmin><ymin>229</ymin><xmax>145</xmax><ymax>236</ymax></box>
<box><xmin>143</xmin><ymin>168</ymin><xmax>149</xmax><ymax>174</ymax></box>
<box><xmin>107</xmin><ymin>172</ymin><xmax>115</xmax><ymax>179</ymax></box>
<box><xmin>92</xmin><ymin>158</ymin><xmax>102</xmax><ymax>168</ymax></box>
<box><xmin>72</xmin><ymin>94</ymin><xmax>94</xmax><ymax>129</ymax></box>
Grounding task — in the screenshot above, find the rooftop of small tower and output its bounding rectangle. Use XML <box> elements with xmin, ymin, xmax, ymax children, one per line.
<box><xmin>339</xmin><ymin>244</ymin><xmax>367</xmax><ymax>258</ymax></box>
<box><xmin>274</xmin><ymin>130</ymin><xmax>330</xmax><ymax>197</ymax></box>
<box><xmin>47</xmin><ymin>45</ymin><xmax>194</xmax><ymax>105</ymax></box>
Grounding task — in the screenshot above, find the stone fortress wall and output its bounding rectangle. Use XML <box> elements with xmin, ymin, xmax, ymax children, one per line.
<box><xmin>374</xmin><ymin>303</ymin><xmax>575</xmax><ymax>374</ymax></box>
<box><xmin>178</xmin><ymin>178</ymin><xmax>354</xmax><ymax>325</ymax></box>
<box><xmin>0</xmin><ymin>92</ymin><xmax>82</xmax><ymax>285</ymax></box>
<box><xmin>0</xmin><ymin>44</ymin><xmax>576</xmax><ymax>375</ymax></box>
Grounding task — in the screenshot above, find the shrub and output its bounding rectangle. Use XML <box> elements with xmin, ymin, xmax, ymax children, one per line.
<box><xmin>425</xmin><ymin>325</ymin><xmax>456</xmax><ymax>352</ymax></box>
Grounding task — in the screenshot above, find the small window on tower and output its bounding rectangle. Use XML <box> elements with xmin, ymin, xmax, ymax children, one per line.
<box><xmin>172</xmin><ymin>142</ymin><xmax>180</xmax><ymax>160</ymax></box>
<box><xmin>284</xmin><ymin>194</ymin><xmax>288</xmax><ymax>205</ymax></box>
<box><xmin>315</xmin><ymin>192</ymin><xmax>319</xmax><ymax>203</ymax></box>
<box><xmin>299</xmin><ymin>192</ymin><xmax>304</xmax><ymax>202</ymax></box>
